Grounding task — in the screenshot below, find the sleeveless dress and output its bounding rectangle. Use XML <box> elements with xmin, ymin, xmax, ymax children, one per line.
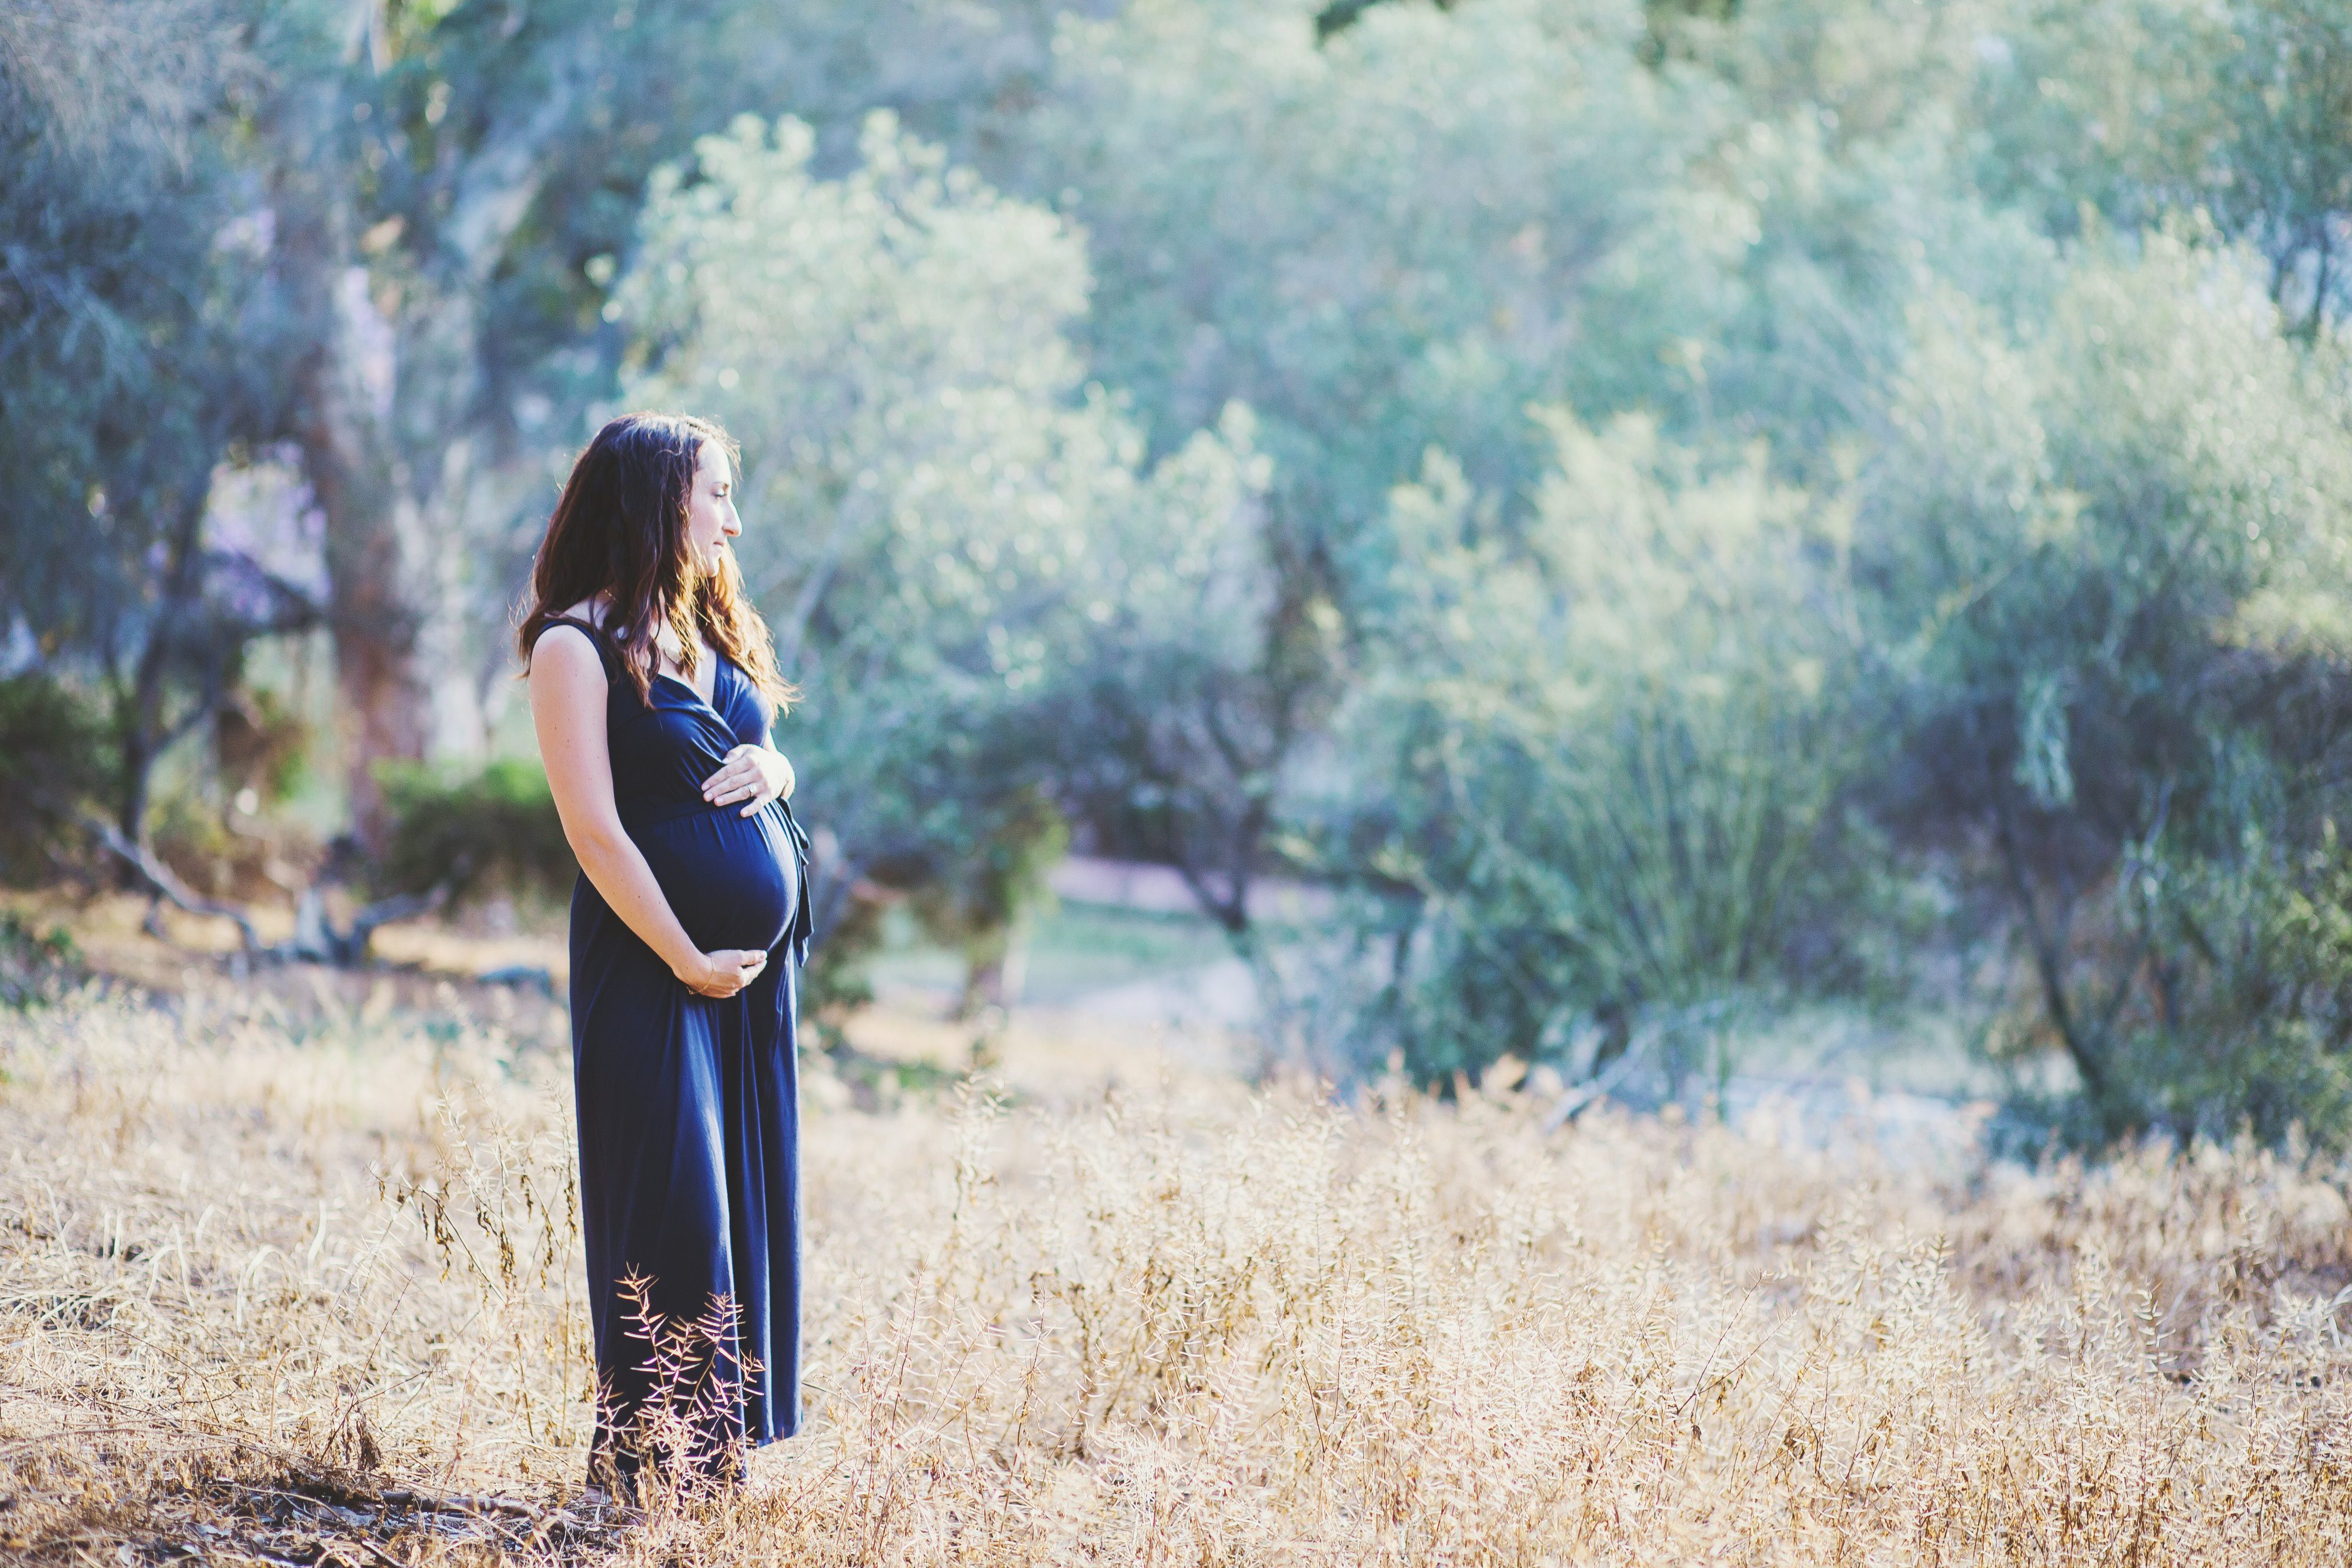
<box><xmin>531</xmin><ymin>614</ymin><xmax>814</xmax><ymax>1481</ymax></box>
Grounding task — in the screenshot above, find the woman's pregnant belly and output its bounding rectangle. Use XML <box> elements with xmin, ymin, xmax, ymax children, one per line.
<box><xmin>628</xmin><ymin>803</ymin><xmax>799</xmax><ymax>955</ymax></box>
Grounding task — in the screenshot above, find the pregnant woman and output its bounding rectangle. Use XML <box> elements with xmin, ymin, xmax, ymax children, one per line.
<box><xmin>517</xmin><ymin>412</ymin><xmax>813</xmax><ymax>1495</ymax></box>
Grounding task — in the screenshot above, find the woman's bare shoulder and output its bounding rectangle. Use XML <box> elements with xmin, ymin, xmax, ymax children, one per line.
<box><xmin>531</xmin><ymin>604</ymin><xmax>606</xmax><ymax>676</ymax></box>
<box><xmin>532</xmin><ymin>596</ymin><xmax>607</xmax><ymax>651</ymax></box>
<box><xmin>530</xmin><ymin>625</ymin><xmax>597</xmax><ymax>668</ymax></box>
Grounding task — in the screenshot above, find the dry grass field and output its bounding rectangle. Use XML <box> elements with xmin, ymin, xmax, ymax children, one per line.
<box><xmin>5</xmin><ymin>965</ymin><xmax>2352</xmax><ymax>1564</ymax></box>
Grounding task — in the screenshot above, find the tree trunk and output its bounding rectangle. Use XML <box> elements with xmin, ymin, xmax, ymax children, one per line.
<box><xmin>298</xmin><ymin>265</ymin><xmax>438</xmax><ymax>852</ymax></box>
<box><xmin>265</xmin><ymin>8</ymin><xmax>428</xmax><ymax>855</ymax></box>
<box><xmin>113</xmin><ymin>478</ymin><xmax>218</xmax><ymax>876</ymax></box>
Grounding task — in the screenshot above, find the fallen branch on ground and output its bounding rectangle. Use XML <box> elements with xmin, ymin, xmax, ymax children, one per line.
<box><xmin>75</xmin><ymin>810</ymin><xmax>459</xmax><ymax>967</ymax></box>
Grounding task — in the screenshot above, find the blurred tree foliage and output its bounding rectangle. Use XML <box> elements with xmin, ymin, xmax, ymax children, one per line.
<box><xmin>10</xmin><ymin>0</ymin><xmax>2352</xmax><ymax>1139</ymax></box>
<box><xmin>1334</xmin><ymin>419</ymin><xmax>1869</xmax><ymax>1081</ymax></box>
<box><xmin>1858</xmin><ymin>233</ymin><xmax>2352</xmax><ymax>1139</ymax></box>
<box><xmin>1973</xmin><ymin>0</ymin><xmax>2352</xmax><ymax>339</ymax></box>
<box><xmin>618</xmin><ymin>111</ymin><xmax>1261</xmax><ymax>1004</ymax></box>
<box><xmin>0</xmin><ymin>911</ymin><xmax>83</xmax><ymax>1010</ymax></box>
<box><xmin>0</xmin><ymin>0</ymin><xmax>316</xmax><ymax>851</ymax></box>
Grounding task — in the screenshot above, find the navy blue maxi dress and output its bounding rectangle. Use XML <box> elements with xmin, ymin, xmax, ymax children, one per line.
<box><xmin>532</xmin><ymin>614</ymin><xmax>814</xmax><ymax>1481</ymax></box>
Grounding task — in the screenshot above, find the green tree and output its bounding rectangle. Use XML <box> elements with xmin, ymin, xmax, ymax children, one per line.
<box><xmin>620</xmin><ymin>111</ymin><xmax>1259</xmax><ymax>1002</ymax></box>
<box><xmin>1858</xmin><ymin>231</ymin><xmax>2352</xmax><ymax>1138</ymax></box>
<box><xmin>1974</xmin><ymin>0</ymin><xmax>2352</xmax><ymax>338</ymax></box>
<box><xmin>1054</xmin><ymin>404</ymin><xmax>1299</xmax><ymax>941</ymax></box>
<box><xmin>1329</xmin><ymin>416</ymin><xmax>1865</xmax><ymax>1081</ymax></box>
<box><xmin>0</xmin><ymin>0</ymin><xmax>320</xmax><ymax>854</ymax></box>
<box><xmin>1010</xmin><ymin>0</ymin><xmax>2051</xmax><ymax>954</ymax></box>
<box><xmin>1010</xmin><ymin>0</ymin><xmax>1716</xmax><ymax>952</ymax></box>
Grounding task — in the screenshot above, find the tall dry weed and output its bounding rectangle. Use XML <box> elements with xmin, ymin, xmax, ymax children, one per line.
<box><xmin>3</xmin><ymin>985</ymin><xmax>2350</xmax><ymax>1563</ymax></box>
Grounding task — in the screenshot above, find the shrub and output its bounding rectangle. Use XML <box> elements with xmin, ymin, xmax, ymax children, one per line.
<box><xmin>1860</xmin><ymin>236</ymin><xmax>2352</xmax><ymax>1145</ymax></box>
<box><xmin>1999</xmin><ymin>824</ymin><xmax>2352</xmax><ymax>1151</ymax></box>
<box><xmin>377</xmin><ymin>759</ymin><xmax>574</xmax><ymax>907</ymax></box>
<box><xmin>907</xmin><ymin>786</ymin><xmax>1070</xmax><ymax>1018</ymax></box>
<box><xmin>1335</xmin><ymin>421</ymin><xmax>1873</xmax><ymax>1083</ymax></box>
<box><xmin>0</xmin><ymin>673</ymin><xmax>108</xmax><ymax>886</ymax></box>
<box><xmin>213</xmin><ymin>686</ymin><xmax>312</xmax><ymax>808</ymax></box>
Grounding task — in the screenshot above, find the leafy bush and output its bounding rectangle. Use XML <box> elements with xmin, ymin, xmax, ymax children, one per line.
<box><xmin>213</xmin><ymin>686</ymin><xmax>312</xmax><ymax>808</ymax></box>
<box><xmin>1858</xmin><ymin>234</ymin><xmax>2352</xmax><ymax>1144</ymax></box>
<box><xmin>908</xmin><ymin>786</ymin><xmax>1071</xmax><ymax>1018</ymax></box>
<box><xmin>0</xmin><ymin>673</ymin><xmax>109</xmax><ymax>886</ymax></box>
<box><xmin>147</xmin><ymin>787</ymin><xmax>251</xmax><ymax>899</ymax></box>
<box><xmin>1993</xmin><ymin>823</ymin><xmax>2352</xmax><ymax>1151</ymax></box>
<box><xmin>1331</xmin><ymin>417</ymin><xmax>1875</xmax><ymax>1082</ymax></box>
<box><xmin>799</xmin><ymin>880</ymin><xmax>889</xmax><ymax>1052</ymax></box>
<box><xmin>377</xmin><ymin>760</ymin><xmax>574</xmax><ymax>907</ymax></box>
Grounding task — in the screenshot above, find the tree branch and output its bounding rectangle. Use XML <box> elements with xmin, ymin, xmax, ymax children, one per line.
<box><xmin>75</xmin><ymin>808</ymin><xmax>263</xmax><ymax>952</ymax></box>
<box><xmin>437</xmin><ymin>36</ymin><xmax>598</xmax><ymax>288</ymax></box>
<box><xmin>1990</xmin><ymin>778</ymin><xmax>2107</xmax><ymax>1102</ymax></box>
<box><xmin>74</xmin><ymin>805</ymin><xmax>460</xmax><ymax>966</ymax></box>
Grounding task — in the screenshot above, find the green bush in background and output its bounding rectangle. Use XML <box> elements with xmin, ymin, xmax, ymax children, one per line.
<box><xmin>1859</xmin><ymin>235</ymin><xmax>2352</xmax><ymax>1145</ymax></box>
<box><xmin>377</xmin><ymin>760</ymin><xmax>576</xmax><ymax>908</ymax></box>
<box><xmin>0</xmin><ymin>674</ymin><xmax>109</xmax><ymax>887</ymax></box>
<box><xmin>2079</xmin><ymin>827</ymin><xmax>2352</xmax><ymax>1149</ymax></box>
<box><xmin>1328</xmin><ymin>415</ymin><xmax>1878</xmax><ymax>1084</ymax></box>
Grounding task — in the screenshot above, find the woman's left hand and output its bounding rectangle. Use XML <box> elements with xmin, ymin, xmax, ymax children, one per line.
<box><xmin>701</xmin><ymin>744</ymin><xmax>796</xmax><ymax>815</ymax></box>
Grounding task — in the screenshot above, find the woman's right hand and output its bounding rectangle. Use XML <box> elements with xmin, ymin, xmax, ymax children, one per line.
<box><xmin>675</xmin><ymin>948</ymin><xmax>768</xmax><ymax>998</ymax></box>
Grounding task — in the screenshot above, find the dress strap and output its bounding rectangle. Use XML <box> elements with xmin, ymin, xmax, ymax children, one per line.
<box><xmin>533</xmin><ymin>614</ymin><xmax>622</xmax><ymax>684</ymax></box>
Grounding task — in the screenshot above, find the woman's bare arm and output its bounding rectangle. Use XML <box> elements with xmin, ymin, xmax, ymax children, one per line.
<box><xmin>529</xmin><ymin>626</ymin><xmax>765</xmax><ymax>998</ymax></box>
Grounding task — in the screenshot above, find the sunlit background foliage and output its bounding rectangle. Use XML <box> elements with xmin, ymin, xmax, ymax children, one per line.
<box><xmin>6</xmin><ymin>0</ymin><xmax>2352</xmax><ymax>1144</ymax></box>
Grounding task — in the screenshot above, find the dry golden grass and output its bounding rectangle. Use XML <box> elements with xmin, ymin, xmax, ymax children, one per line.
<box><xmin>5</xmin><ymin>976</ymin><xmax>2352</xmax><ymax>1564</ymax></box>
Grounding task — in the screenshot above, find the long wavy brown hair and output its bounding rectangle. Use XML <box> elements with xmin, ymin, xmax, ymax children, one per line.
<box><xmin>516</xmin><ymin>412</ymin><xmax>796</xmax><ymax>717</ymax></box>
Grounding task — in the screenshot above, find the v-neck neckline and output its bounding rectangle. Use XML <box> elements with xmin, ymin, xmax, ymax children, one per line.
<box><xmin>654</xmin><ymin>657</ymin><xmax>727</xmax><ymax>713</ymax></box>
<box><xmin>582</xmin><ymin>607</ymin><xmax>724</xmax><ymax>710</ymax></box>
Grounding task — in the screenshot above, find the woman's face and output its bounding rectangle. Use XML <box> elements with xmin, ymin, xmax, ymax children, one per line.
<box><xmin>683</xmin><ymin>442</ymin><xmax>740</xmax><ymax>570</ymax></box>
